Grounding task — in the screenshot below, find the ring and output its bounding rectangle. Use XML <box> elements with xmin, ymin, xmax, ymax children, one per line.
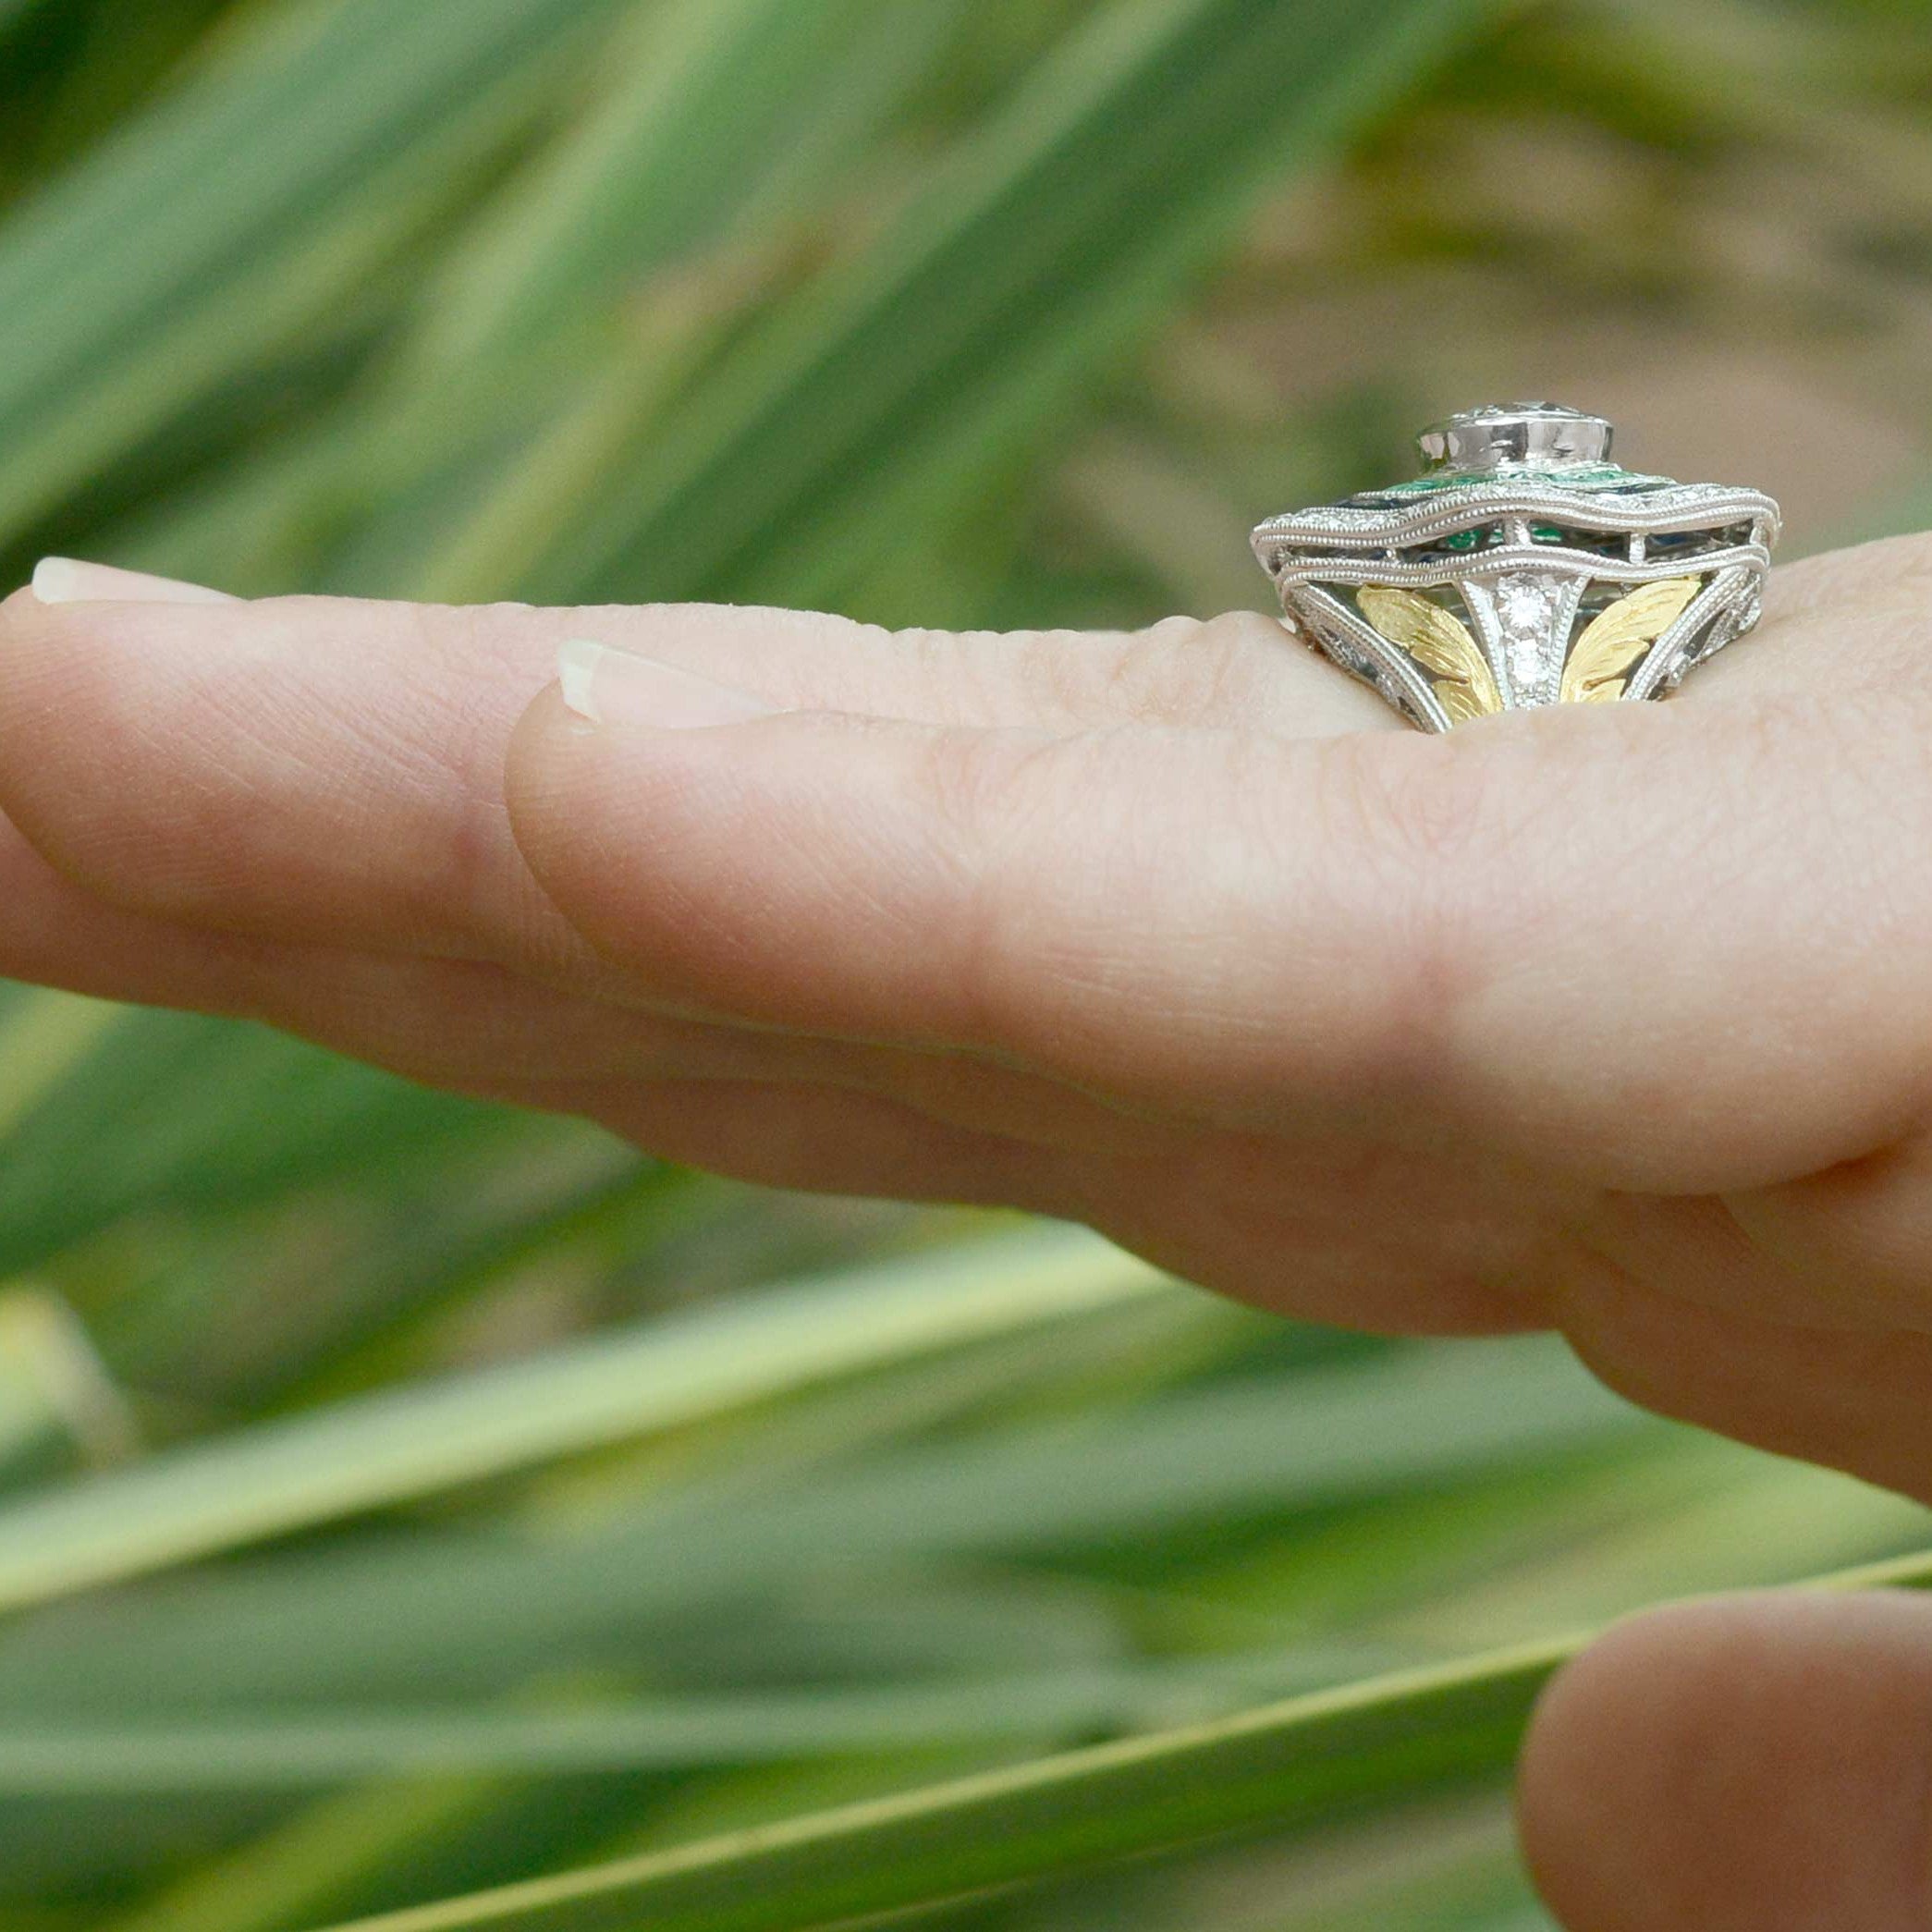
<box><xmin>1250</xmin><ymin>403</ymin><xmax>1781</xmax><ymax>731</ymax></box>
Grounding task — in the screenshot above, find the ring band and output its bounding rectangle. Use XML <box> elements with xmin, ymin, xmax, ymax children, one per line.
<box><xmin>1251</xmin><ymin>403</ymin><xmax>1781</xmax><ymax>732</ymax></box>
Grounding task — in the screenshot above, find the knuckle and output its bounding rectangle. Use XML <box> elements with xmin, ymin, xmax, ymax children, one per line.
<box><xmin>1337</xmin><ymin>728</ymin><xmax>1501</xmax><ymax>875</ymax></box>
<box><xmin>911</xmin><ymin>723</ymin><xmax>1055</xmax><ymax>859</ymax></box>
<box><xmin>388</xmin><ymin>601</ymin><xmax>566</xmax><ymax>953</ymax></box>
<box><xmin>1098</xmin><ymin>613</ymin><xmax>1281</xmax><ymax>725</ymax></box>
<box><xmin>1310</xmin><ymin>729</ymin><xmax>1521</xmax><ymax>1089</ymax></box>
<box><xmin>908</xmin><ymin>725</ymin><xmax>1087</xmax><ymax>1045</ymax></box>
<box><xmin>1011</xmin><ymin>614</ymin><xmax>1282</xmax><ymax>728</ymax></box>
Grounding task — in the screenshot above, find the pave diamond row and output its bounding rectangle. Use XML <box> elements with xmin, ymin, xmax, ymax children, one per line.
<box><xmin>1496</xmin><ymin>574</ymin><xmax>1562</xmax><ymax>703</ymax></box>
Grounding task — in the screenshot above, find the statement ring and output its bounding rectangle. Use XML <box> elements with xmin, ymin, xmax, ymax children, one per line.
<box><xmin>1251</xmin><ymin>403</ymin><xmax>1781</xmax><ymax>732</ymax></box>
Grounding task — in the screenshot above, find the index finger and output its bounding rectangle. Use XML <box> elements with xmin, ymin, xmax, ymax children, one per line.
<box><xmin>0</xmin><ymin>585</ymin><xmax>1387</xmax><ymax>967</ymax></box>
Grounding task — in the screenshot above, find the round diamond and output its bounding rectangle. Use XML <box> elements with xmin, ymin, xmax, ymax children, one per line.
<box><xmin>1500</xmin><ymin>581</ymin><xmax>1548</xmax><ymax>632</ymax></box>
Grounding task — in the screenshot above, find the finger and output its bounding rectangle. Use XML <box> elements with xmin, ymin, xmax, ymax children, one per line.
<box><xmin>0</xmin><ymin>590</ymin><xmax>575</xmax><ymax>960</ymax></box>
<box><xmin>0</xmin><ymin>800</ymin><xmax>1169</xmax><ymax>1167</ymax></box>
<box><xmin>507</xmin><ymin>646</ymin><xmax>1932</xmax><ymax>1196</ymax></box>
<box><xmin>0</xmin><ymin>587</ymin><xmax>1385</xmax><ymax>962</ymax></box>
<box><xmin>13</xmin><ymin>786</ymin><xmax>1515</xmax><ymax>1305</ymax></box>
<box><xmin>278</xmin><ymin>975</ymin><xmax>1168</xmax><ymax>1162</ymax></box>
<box><xmin>1721</xmin><ymin>1138</ymin><xmax>1932</xmax><ymax>1334</ymax></box>
<box><xmin>1520</xmin><ymin>1590</ymin><xmax>1932</xmax><ymax>1931</ymax></box>
<box><xmin>1554</xmin><ymin>1266</ymin><xmax>1932</xmax><ymax>1504</ymax></box>
<box><xmin>1</xmin><ymin>789</ymin><xmax>1556</xmax><ymax>1332</ymax></box>
<box><xmin>407</xmin><ymin>1072</ymin><xmax>1067</xmax><ymax>1206</ymax></box>
<box><xmin>30</xmin><ymin>556</ymin><xmax>239</xmax><ymax>605</ymax></box>
<box><xmin>1759</xmin><ymin>528</ymin><xmax>1932</xmax><ymax>631</ymax></box>
<box><xmin>568</xmin><ymin>1077</ymin><xmax>1066</xmax><ymax>1209</ymax></box>
<box><xmin>1691</xmin><ymin>530</ymin><xmax>1932</xmax><ymax>707</ymax></box>
<box><xmin>0</xmin><ymin>810</ymin><xmax>313</xmax><ymax>1013</ymax></box>
<box><xmin>0</xmin><ymin>804</ymin><xmax>589</xmax><ymax>1079</ymax></box>
<box><xmin>1578</xmin><ymin>1186</ymin><xmax>1931</xmax><ymax>1337</ymax></box>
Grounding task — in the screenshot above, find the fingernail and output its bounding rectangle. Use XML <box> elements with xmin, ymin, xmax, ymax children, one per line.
<box><xmin>556</xmin><ymin>639</ymin><xmax>777</xmax><ymax>729</ymax></box>
<box><xmin>31</xmin><ymin>557</ymin><xmax>238</xmax><ymax>605</ymax></box>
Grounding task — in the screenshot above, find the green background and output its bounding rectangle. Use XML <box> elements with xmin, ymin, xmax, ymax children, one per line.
<box><xmin>0</xmin><ymin>2</ymin><xmax>1928</xmax><ymax>1926</ymax></box>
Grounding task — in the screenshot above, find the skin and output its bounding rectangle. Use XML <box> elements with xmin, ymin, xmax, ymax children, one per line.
<box><xmin>3</xmin><ymin>540</ymin><xmax>1932</xmax><ymax>1925</ymax></box>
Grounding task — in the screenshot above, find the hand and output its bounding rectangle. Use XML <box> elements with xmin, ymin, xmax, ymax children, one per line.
<box><xmin>4</xmin><ymin>543</ymin><xmax>1932</xmax><ymax>1927</ymax></box>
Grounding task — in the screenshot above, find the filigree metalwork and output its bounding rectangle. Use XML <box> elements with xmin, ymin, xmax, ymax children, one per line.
<box><xmin>1252</xmin><ymin>405</ymin><xmax>1781</xmax><ymax>732</ymax></box>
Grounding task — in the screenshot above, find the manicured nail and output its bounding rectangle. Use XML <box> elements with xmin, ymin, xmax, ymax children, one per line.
<box><xmin>556</xmin><ymin>639</ymin><xmax>777</xmax><ymax>729</ymax></box>
<box><xmin>31</xmin><ymin>557</ymin><xmax>238</xmax><ymax>605</ymax></box>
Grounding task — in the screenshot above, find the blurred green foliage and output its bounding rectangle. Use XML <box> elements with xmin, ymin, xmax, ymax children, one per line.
<box><xmin>1</xmin><ymin>2</ymin><xmax>1929</xmax><ymax>1927</ymax></box>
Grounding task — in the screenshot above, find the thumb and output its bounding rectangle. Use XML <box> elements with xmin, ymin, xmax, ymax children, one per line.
<box><xmin>1519</xmin><ymin>1589</ymin><xmax>1932</xmax><ymax>1931</ymax></box>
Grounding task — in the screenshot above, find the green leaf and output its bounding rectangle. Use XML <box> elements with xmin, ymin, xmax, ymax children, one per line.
<box><xmin>306</xmin><ymin>1549</ymin><xmax>1932</xmax><ymax>1932</ymax></box>
<box><xmin>0</xmin><ymin>1008</ymin><xmax>532</xmax><ymax>1278</ymax></box>
<box><xmin>412</xmin><ymin>0</ymin><xmax>963</xmax><ymax>373</ymax></box>
<box><xmin>0</xmin><ymin>1339</ymin><xmax>1645</xmax><ymax>1716</ymax></box>
<box><xmin>0</xmin><ymin>0</ymin><xmax>627</xmax><ymax>547</ymax></box>
<box><xmin>520</xmin><ymin>0</ymin><xmax>1512</xmax><ymax>609</ymax></box>
<box><xmin>10</xmin><ymin>1654</ymin><xmax>1544</xmax><ymax>1920</ymax></box>
<box><xmin>0</xmin><ymin>1652</ymin><xmax>1409</xmax><ymax>1793</ymax></box>
<box><xmin>0</xmin><ymin>1228</ymin><xmax>1168</xmax><ymax>1612</ymax></box>
<box><xmin>0</xmin><ymin>1286</ymin><xmax>135</xmax><ymax>1488</ymax></box>
<box><xmin>116</xmin><ymin>0</ymin><xmax>964</xmax><ymax>602</ymax></box>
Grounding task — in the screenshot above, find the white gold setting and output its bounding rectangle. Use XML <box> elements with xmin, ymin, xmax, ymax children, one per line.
<box><xmin>1251</xmin><ymin>404</ymin><xmax>1782</xmax><ymax>732</ymax></box>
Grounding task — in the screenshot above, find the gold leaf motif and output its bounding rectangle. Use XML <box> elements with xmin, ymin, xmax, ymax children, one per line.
<box><xmin>1356</xmin><ymin>585</ymin><xmax>1502</xmax><ymax>723</ymax></box>
<box><xmin>1559</xmin><ymin>577</ymin><xmax>1702</xmax><ymax>704</ymax></box>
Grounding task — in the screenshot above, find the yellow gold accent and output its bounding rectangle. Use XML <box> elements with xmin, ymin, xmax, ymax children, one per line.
<box><xmin>1437</xmin><ymin>683</ymin><xmax>1491</xmax><ymax>727</ymax></box>
<box><xmin>1356</xmin><ymin>585</ymin><xmax>1502</xmax><ymax>722</ymax></box>
<box><xmin>1559</xmin><ymin>577</ymin><xmax>1702</xmax><ymax>704</ymax></box>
